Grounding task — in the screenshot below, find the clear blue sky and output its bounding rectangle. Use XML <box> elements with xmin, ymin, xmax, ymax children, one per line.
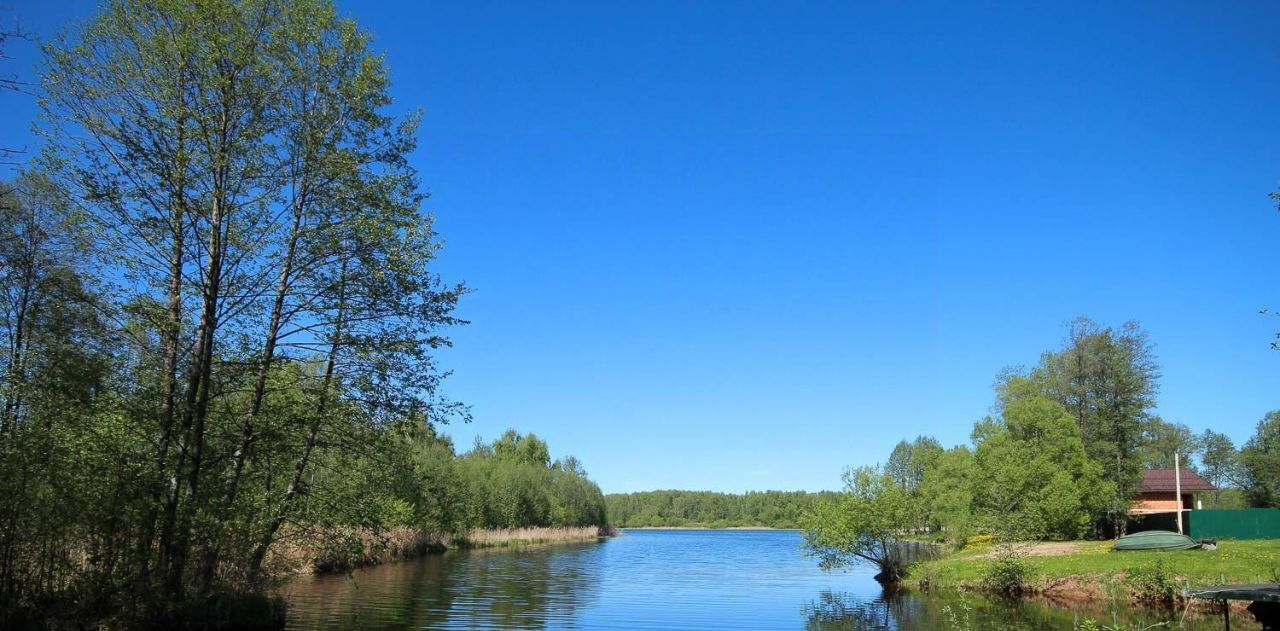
<box><xmin>4</xmin><ymin>1</ymin><xmax>1279</xmax><ymax>494</ymax></box>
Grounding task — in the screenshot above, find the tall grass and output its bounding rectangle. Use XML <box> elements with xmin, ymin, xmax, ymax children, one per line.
<box><xmin>265</xmin><ymin>526</ymin><xmax>447</xmax><ymax>576</ymax></box>
<box><xmin>264</xmin><ymin>525</ymin><xmax>612</xmax><ymax>576</ymax></box>
<box><xmin>456</xmin><ymin>526</ymin><xmax>608</xmax><ymax>549</ymax></box>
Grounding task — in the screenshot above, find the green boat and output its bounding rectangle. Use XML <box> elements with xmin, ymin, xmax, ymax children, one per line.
<box><xmin>1114</xmin><ymin>530</ymin><xmax>1200</xmax><ymax>552</ymax></box>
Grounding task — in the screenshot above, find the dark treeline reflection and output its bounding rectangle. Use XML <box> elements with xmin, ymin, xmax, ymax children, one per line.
<box><xmin>280</xmin><ymin>541</ymin><xmax>602</xmax><ymax>629</ymax></box>
<box><xmin>802</xmin><ymin>589</ymin><xmax>1241</xmax><ymax>630</ymax></box>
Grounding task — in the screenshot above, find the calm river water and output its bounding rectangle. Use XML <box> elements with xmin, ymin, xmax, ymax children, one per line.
<box><xmin>280</xmin><ymin>529</ymin><xmax>1241</xmax><ymax>629</ymax></box>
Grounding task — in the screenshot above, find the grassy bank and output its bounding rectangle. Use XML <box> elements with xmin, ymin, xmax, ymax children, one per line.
<box><xmin>909</xmin><ymin>539</ymin><xmax>1280</xmax><ymax>604</ymax></box>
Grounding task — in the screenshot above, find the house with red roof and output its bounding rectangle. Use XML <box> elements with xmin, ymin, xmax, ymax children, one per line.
<box><xmin>1130</xmin><ymin>468</ymin><xmax>1216</xmax><ymax>514</ymax></box>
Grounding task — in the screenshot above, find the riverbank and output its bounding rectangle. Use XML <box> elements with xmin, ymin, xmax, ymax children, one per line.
<box><xmin>908</xmin><ymin>538</ymin><xmax>1280</xmax><ymax>608</ymax></box>
<box><xmin>266</xmin><ymin>525</ymin><xmax>613</xmax><ymax>576</ymax></box>
<box><xmin>622</xmin><ymin>525</ymin><xmax>795</xmax><ymax>531</ymax></box>
<box><xmin>281</xmin><ymin>527</ymin><xmax>1223</xmax><ymax>629</ymax></box>
<box><xmin>455</xmin><ymin>526</ymin><xmax>610</xmax><ymax>549</ymax></box>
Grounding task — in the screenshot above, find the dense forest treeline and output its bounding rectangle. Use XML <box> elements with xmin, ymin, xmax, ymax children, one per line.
<box><xmin>805</xmin><ymin>317</ymin><xmax>1280</xmax><ymax>564</ymax></box>
<box><xmin>605</xmin><ymin>490</ymin><xmax>838</xmax><ymax>529</ymax></box>
<box><xmin>0</xmin><ymin>1</ymin><xmax>604</xmax><ymax>627</ymax></box>
<box><xmin>454</xmin><ymin>431</ymin><xmax>608</xmax><ymax>531</ymax></box>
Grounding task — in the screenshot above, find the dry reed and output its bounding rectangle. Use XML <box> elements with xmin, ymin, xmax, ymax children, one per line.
<box><xmin>262</xmin><ymin>525</ymin><xmax>611</xmax><ymax>577</ymax></box>
<box><xmin>456</xmin><ymin>526</ymin><xmax>606</xmax><ymax>549</ymax></box>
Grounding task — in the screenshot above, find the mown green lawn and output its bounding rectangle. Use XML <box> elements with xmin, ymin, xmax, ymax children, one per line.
<box><xmin>910</xmin><ymin>539</ymin><xmax>1280</xmax><ymax>589</ymax></box>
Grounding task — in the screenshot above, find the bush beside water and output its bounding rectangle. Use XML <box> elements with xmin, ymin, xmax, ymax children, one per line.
<box><xmin>1124</xmin><ymin>557</ymin><xmax>1179</xmax><ymax>605</ymax></box>
<box><xmin>980</xmin><ymin>545</ymin><xmax>1036</xmax><ymax>596</ymax></box>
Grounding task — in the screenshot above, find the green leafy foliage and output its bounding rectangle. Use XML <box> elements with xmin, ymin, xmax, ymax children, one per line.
<box><xmin>456</xmin><ymin>430</ymin><xmax>607</xmax><ymax>529</ymax></box>
<box><xmin>0</xmin><ymin>1</ymin><xmax>607</xmax><ymax>626</ymax></box>
<box><xmin>1240</xmin><ymin>410</ymin><xmax>1280</xmax><ymax>507</ymax></box>
<box><xmin>1197</xmin><ymin>429</ymin><xmax>1241</xmax><ymax>507</ymax></box>
<box><xmin>1002</xmin><ymin>318</ymin><xmax>1159</xmax><ymax>532</ymax></box>
<box><xmin>801</xmin><ymin>466</ymin><xmax>917</xmax><ymax>583</ymax></box>
<box><xmin>971</xmin><ymin>396</ymin><xmax>1113</xmax><ymax>540</ymax></box>
<box><xmin>1123</xmin><ymin>557</ymin><xmax>1179</xmax><ymax>605</ymax></box>
<box><xmin>917</xmin><ymin>447</ymin><xmax>975</xmax><ymax>540</ymax></box>
<box><xmin>873</xmin><ymin>319</ymin><xmax>1203</xmax><ymax>543</ymax></box>
<box><xmin>1136</xmin><ymin>418</ymin><xmax>1200</xmax><ymax>470</ymax></box>
<box><xmin>605</xmin><ymin>490</ymin><xmax>836</xmax><ymax>529</ymax></box>
<box><xmin>980</xmin><ymin>544</ymin><xmax>1036</xmax><ymax>596</ymax></box>
<box><xmin>885</xmin><ymin>435</ymin><xmax>943</xmax><ymax>494</ymax></box>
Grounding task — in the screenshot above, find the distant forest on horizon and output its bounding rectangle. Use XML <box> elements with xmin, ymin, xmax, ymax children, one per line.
<box><xmin>605</xmin><ymin>490</ymin><xmax>838</xmax><ymax>529</ymax></box>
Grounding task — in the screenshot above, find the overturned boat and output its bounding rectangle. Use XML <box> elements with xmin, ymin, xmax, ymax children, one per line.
<box><xmin>1114</xmin><ymin>530</ymin><xmax>1200</xmax><ymax>552</ymax></box>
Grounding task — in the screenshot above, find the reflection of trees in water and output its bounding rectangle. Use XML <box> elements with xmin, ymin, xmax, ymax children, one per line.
<box><xmin>802</xmin><ymin>589</ymin><xmax>1228</xmax><ymax>631</ymax></box>
<box><xmin>803</xmin><ymin>590</ymin><xmax>888</xmax><ymax>630</ymax></box>
<box><xmin>453</xmin><ymin>543</ymin><xmax>601</xmax><ymax>627</ymax></box>
<box><xmin>797</xmin><ymin>541</ymin><xmax>940</xmax><ymax>629</ymax></box>
<box><xmin>278</xmin><ymin>552</ymin><xmax>458</xmax><ymax>629</ymax></box>
<box><xmin>281</xmin><ymin>541</ymin><xmax>603</xmax><ymax>629</ymax></box>
<box><xmin>801</xmin><ymin>589</ymin><xmax>929</xmax><ymax>630</ymax></box>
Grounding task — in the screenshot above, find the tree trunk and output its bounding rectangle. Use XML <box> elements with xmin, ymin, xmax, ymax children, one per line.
<box><xmin>140</xmin><ymin>192</ymin><xmax>185</xmax><ymax>587</ymax></box>
<box><xmin>1</xmin><ymin>227</ymin><xmax>36</xmax><ymax>434</ymax></box>
<box><xmin>163</xmin><ymin>149</ymin><xmax>229</xmax><ymax>597</ymax></box>
<box><xmin>247</xmin><ymin>256</ymin><xmax>347</xmax><ymax>580</ymax></box>
<box><xmin>196</xmin><ymin>190</ymin><xmax>306</xmax><ymax>593</ymax></box>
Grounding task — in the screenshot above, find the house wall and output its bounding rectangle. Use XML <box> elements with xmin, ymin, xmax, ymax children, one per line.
<box><xmin>1131</xmin><ymin>492</ymin><xmax>1196</xmax><ymax>512</ymax></box>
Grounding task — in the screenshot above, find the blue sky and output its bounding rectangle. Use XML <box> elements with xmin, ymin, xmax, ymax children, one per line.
<box><xmin>4</xmin><ymin>1</ymin><xmax>1279</xmax><ymax>493</ymax></box>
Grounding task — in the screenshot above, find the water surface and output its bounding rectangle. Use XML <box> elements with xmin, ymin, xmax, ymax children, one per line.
<box><xmin>280</xmin><ymin>529</ymin><xmax>1243</xmax><ymax>629</ymax></box>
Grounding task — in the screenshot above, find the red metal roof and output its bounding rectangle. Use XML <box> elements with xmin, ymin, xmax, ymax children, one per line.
<box><xmin>1136</xmin><ymin>468</ymin><xmax>1216</xmax><ymax>492</ymax></box>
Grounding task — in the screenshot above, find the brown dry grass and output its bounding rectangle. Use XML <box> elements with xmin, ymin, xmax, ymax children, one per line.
<box><xmin>457</xmin><ymin>526</ymin><xmax>606</xmax><ymax>549</ymax></box>
<box><xmin>263</xmin><ymin>526</ymin><xmax>447</xmax><ymax>577</ymax></box>
<box><xmin>262</xmin><ymin>525</ymin><xmax>609</xmax><ymax>577</ymax></box>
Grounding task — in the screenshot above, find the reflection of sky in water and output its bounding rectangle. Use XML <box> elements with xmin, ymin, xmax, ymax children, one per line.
<box><xmin>280</xmin><ymin>530</ymin><xmax>1251</xmax><ymax>630</ymax></box>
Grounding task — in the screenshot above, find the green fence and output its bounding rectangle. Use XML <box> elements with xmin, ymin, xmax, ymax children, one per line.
<box><xmin>1187</xmin><ymin>509</ymin><xmax>1280</xmax><ymax>540</ymax></box>
<box><xmin>1127</xmin><ymin>509</ymin><xmax>1280</xmax><ymax>540</ymax></box>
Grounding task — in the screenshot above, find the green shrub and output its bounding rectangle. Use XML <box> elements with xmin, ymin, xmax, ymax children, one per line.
<box><xmin>981</xmin><ymin>545</ymin><xmax>1036</xmax><ymax>596</ymax></box>
<box><xmin>312</xmin><ymin>532</ymin><xmax>365</xmax><ymax>573</ymax></box>
<box><xmin>1124</xmin><ymin>557</ymin><xmax>1179</xmax><ymax>605</ymax></box>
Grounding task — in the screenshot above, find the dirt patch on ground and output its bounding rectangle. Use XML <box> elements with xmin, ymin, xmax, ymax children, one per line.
<box><xmin>973</xmin><ymin>541</ymin><xmax>1091</xmax><ymax>558</ymax></box>
<box><xmin>1035</xmin><ymin>574</ymin><xmax>1112</xmax><ymax>602</ymax></box>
